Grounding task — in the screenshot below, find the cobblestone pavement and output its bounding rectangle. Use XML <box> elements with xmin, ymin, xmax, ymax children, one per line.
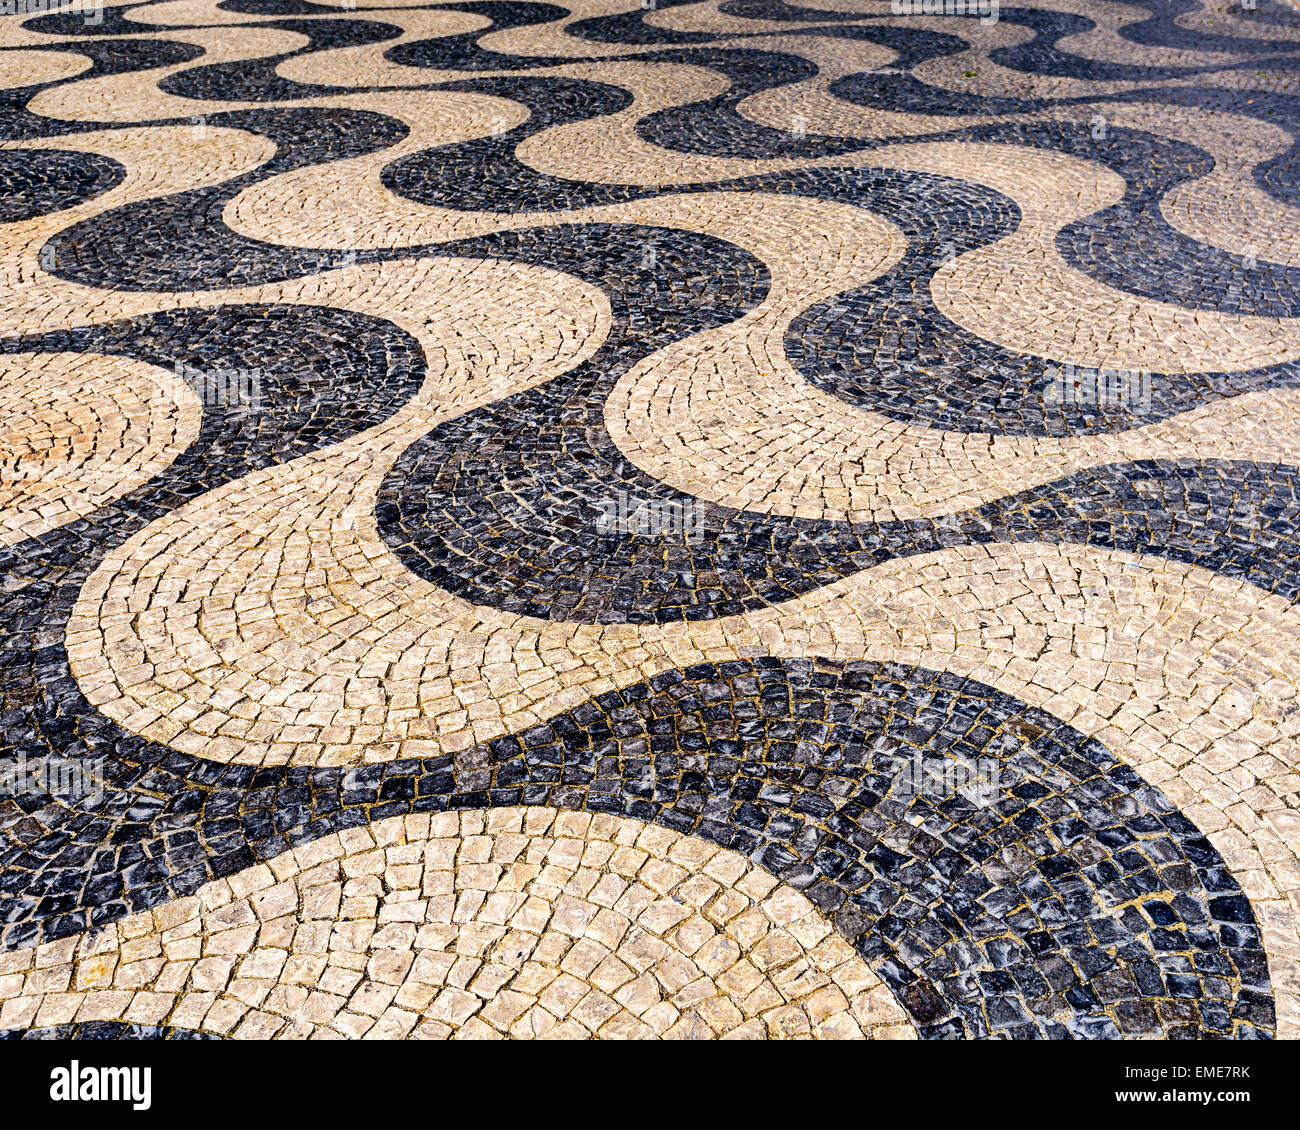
<box><xmin>0</xmin><ymin>0</ymin><xmax>1298</xmax><ymax>1041</ymax></box>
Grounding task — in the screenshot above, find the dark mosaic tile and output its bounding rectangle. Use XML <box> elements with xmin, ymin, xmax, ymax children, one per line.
<box><xmin>0</xmin><ymin>657</ymin><xmax>1273</xmax><ymax>1040</ymax></box>
<box><xmin>0</xmin><ymin>1022</ymin><xmax>219</xmax><ymax>1039</ymax></box>
<box><xmin>379</xmin><ymin>343</ymin><xmax>1300</xmax><ymax>621</ymax></box>
<box><xmin>0</xmin><ymin>0</ymin><xmax>1294</xmax><ymax>1044</ymax></box>
<box><xmin>0</xmin><ymin>148</ymin><xmax>124</xmax><ymax>222</ymax></box>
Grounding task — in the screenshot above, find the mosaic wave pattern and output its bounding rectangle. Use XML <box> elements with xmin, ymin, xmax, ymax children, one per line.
<box><xmin>0</xmin><ymin>0</ymin><xmax>1298</xmax><ymax>1042</ymax></box>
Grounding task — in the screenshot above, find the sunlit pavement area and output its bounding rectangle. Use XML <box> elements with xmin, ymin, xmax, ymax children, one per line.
<box><xmin>1</xmin><ymin>0</ymin><xmax>1299</xmax><ymax>1041</ymax></box>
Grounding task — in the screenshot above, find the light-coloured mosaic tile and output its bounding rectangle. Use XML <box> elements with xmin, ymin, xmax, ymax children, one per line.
<box><xmin>0</xmin><ymin>810</ymin><xmax>913</xmax><ymax>1040</ymax></box>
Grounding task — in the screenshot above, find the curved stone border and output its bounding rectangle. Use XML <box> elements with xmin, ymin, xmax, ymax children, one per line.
<box><xmin>0</xmin><ymin>808</ymin><xmax>913</xmax><ymax>1040</ymax></box>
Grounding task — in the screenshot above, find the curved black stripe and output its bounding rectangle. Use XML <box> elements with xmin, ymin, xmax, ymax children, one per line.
<box><xmin>0</xmin><ymin>148</ymin><xmax>124</xmax><ymax>221</ymax></box>
<box><xmin>0</xmin><ymin>656</ymin><xmax>1275</xmax><ymax>1039</ymax></box>
<box><xmin>0</xmin><ymin>1022</ymin><xmax>219</xmax><ymax>1039</ymax></box>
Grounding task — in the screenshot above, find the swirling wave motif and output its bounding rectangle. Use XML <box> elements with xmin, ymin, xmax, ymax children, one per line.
<box><xmin>0</xmin><ymin>0</ymin><xmax>1298</xmax><ymax>1041</ymax></box>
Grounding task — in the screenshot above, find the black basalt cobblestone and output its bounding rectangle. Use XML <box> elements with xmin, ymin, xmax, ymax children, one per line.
<box><xmin>0</xmin><ymin>0</ymin><xmax>1295</xmax><ymax>1042</ymax></box>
